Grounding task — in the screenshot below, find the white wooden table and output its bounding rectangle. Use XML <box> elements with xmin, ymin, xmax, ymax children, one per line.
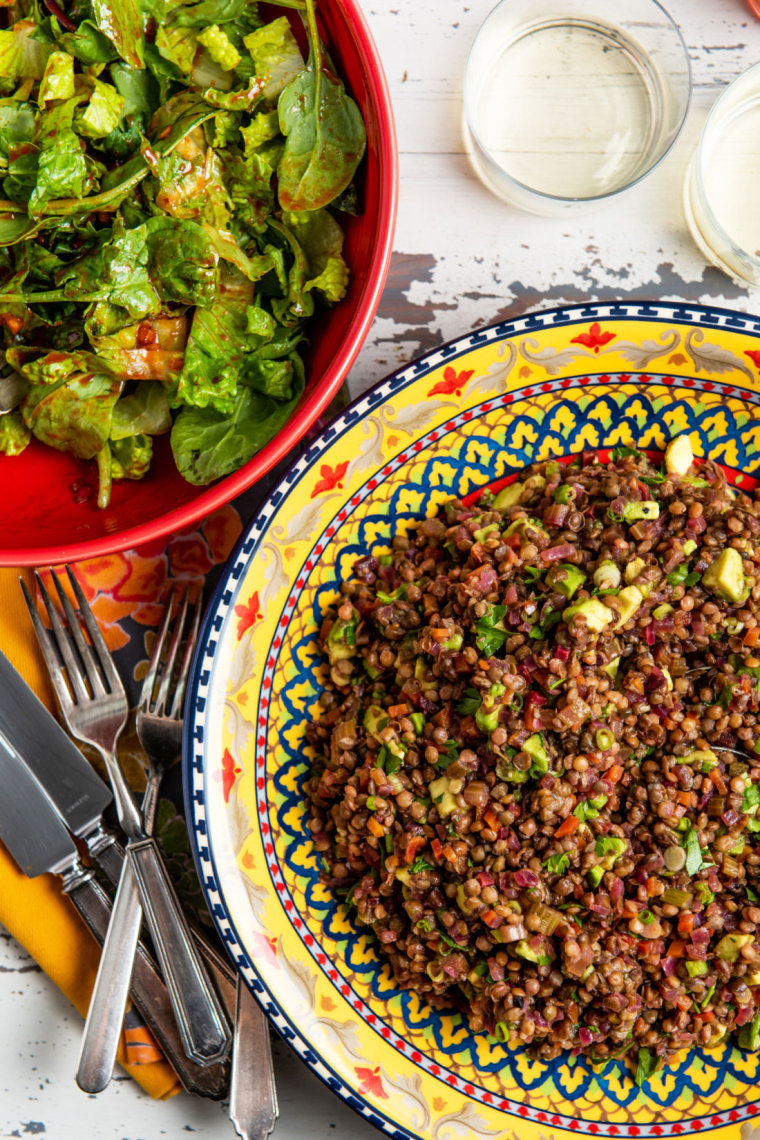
<box><xmin>3</xmin><ymin>1</ymin><xmax>760</xmax><ymax>1135</ymax></box>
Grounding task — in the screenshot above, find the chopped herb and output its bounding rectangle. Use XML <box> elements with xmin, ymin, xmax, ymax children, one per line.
<box><xmin>455</xmin><ymin>688</ymin><xmax>482</xmax><ymax>717</ymax></box>
<box><xmin>747</xmin><ymin>887</ymin><xmax>759</xmax><ymax>902</ymax></box>
<box><xmin>385</xmin><ymin>753</ymin><xmax>402</xmax><ymax>775</ymax></box>
<box><xmin>641</xmin><ymin>472</ymin><xmax>666</xmax><ymax>485</ymax></box>
<box><xmin>717</xmin><ymin>684</ymin><xmax>733</xmax><ymax>710</ymax></box>
<box><xmin>548</xmin><ymin>676</ymin><xmax>565</xmax><ymax>690</ymax></box>
<box><xmin>436</xmin><ymin>739</ymin><xmax>459</xmax><ymax>769</ymax></box>
<box><xmin>524</xmin><ymin>566</ymin><xmax>543</xmax><ymax>582</ymax></box>
<box><xmin>410</xmin><ymin>857</ymin><xmax>434</xmax><ymax>874</ymax></box>
<box><xmin>634</xmin><ymin>1046</ymin><xmax>659</xmax><ymax>1087</ymax></box>
<box><xmin>543</xmin><ymin>853</ymin><xmax>571</xmax><ymax>875</ymax></box>
<box><xmin>437</xmin><ymin>929</ymin><xmax>468</xmax><ymax>950</ymax></box>
<box><xmin>683</xmin><ymin>824</ymin><xmax>705</xmax><ymax>876</ymax></box>
<box><xmin>473</xmin><ymin>961</ymin><xmax>489</xmax><ymax>976</ymax></box>
<box><xmin>475</xmin><ymin>605</ymin><xmax>508</xmax><ymax>656</ymax></box>
<box><xmin>611</xmin><ymin>446</ymin><xmax>645</xmax><ymax>462</ymax></box>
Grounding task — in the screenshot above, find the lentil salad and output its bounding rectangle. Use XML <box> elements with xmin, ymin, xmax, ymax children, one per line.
<box><xmin>306</xmin><ymin>435</ymin><xmax>760</xmax><ymax>1084</ymax></box>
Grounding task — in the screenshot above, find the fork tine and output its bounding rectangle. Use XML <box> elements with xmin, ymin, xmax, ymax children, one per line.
<box><xmin>50</xmin><ymin>570</ymin><xmax>107</xmax><ymax>698</ymax></box>
<box><xmin>33</xmin><ymin>571</ymin><xmax>90</xmax><ymax>704</ymax></box>
<box><xmin>19</xmin><ymin>576</ymin><xmax>77</xmax><ymax>717</ymax></box>
<box><xmin>138</xmin><ymin>586</ymin><xmax>177</xmax><ymax>712</ymax></box>
<box><xmin>65</xmin><ymin>566</ymin><xmax>123</xmax><ymax>695</ymax></box>
<box><xmin>169</xmin><ymin>595</ymin><xmax>202</xmax><ymax>720</ymax></box>
<box><xmin>154</xmin><ymin>591</ymin><xmax>189</xmax><ymax>716</ymax></box>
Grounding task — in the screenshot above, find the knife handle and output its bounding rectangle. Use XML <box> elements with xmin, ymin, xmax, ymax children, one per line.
<box><xmin>230</xmin><ymin>978</ymin><xmax>279</xmax><ymax>1140</ymax></box>
<box><xmin>87</xmin><ymin>831</ymin><xmax>238</xmax><ymax>1011</ymax></box>
<box><xmin>61</xmin><ymin>864</ymin><xmax>228</xmax><ymax>1098</ymax></box>
<box><xmin>127</xmin><ymin>838</ymin><xmax>231</xmax><ymax>1066</ymax></box>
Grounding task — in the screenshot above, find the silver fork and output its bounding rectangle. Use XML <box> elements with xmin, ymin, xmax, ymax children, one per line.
<box><xmin>136</xmin><ymin>588</ymin><xmax>200</xmax><ymax>833</ymax></box>
<box><xmin>25</xmin><ymin>568</ymin><xmax>231</xmax><ymax>1089</ymax></box>
<box><xmin>137</xmin><ymin>590</ymin><xmax>278</xmax><ymax>1140</ymax></box>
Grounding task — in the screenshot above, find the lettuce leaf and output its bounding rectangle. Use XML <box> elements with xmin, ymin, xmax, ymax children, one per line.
<box><xmin>21</xmin><ymin>369</ymin><xmax>123</xmax><ymax>459</ymax></box>
<box><xmin>0</xmin><ymin>20</ymin><xmax>53</xmax><ymax>80</ymax></box>
<box><xmin>90</xmin><ymin>0</ymin><xmax>144</xmax><ymax>69</ymax></box>
<box><xmin>244</xmin><ymin>17</ymin><xmax>303</xmax><ymax>101</ymax></box>
<box><xmin>38</xmin><ymin>50</ymin><xmax>75</xmax><ymax>105</ymax></box>
<box><xmin>0</xmin><ymin>408</ymin><xmax>31</xmax><ymax>455</ymax></box>
<box><xmin>75</xmin><ymin>78</ymin><xmax>125</xmax><ymax>138</ymax></box>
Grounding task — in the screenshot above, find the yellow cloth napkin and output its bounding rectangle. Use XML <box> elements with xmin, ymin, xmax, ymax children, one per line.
<box><xmin>0</xmin><ymin>566</ymin><xmax>180</xmax><ymax>1100</ymax></box>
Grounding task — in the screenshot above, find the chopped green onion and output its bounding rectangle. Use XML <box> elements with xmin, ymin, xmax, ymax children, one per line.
<box><xmin>595</xmin><ymin>728</ymin><xmax>614</xmax><ymax>751</ymax></box>
<box><xmin>639</xmin><ymin>909</ymin><xmax>656</xmax><ymax>924</ymax></box>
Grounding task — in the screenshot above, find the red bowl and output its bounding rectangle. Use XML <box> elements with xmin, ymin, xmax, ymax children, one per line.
<box><xmin>0</xmin><ymin>1</ymin><xmax>398</xmax><ymax>568</ymax></box>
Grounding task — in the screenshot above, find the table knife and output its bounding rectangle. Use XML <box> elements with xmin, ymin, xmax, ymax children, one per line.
<box><xmin>0</xmin><ymin>726</ymin><xmax>227</xmax><ymax>1097</ymax></box>
<box><xmin>0</xmin><ymin>652</ymin><xmax>237</xmax><ymax>1006</ymax></box>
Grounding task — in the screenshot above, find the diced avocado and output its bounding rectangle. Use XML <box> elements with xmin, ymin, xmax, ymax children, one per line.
<box><xmin>745</xmin><ymin>970</ymin><xmax>760</xmax><ymax>987</ymax></box>
<box><xmin>493</xmin><ymin>482</ymin><xmax>524</xmax><ymax>510</ymax></box>
<box><xmin>602</xmin><ymin>655</ymin><xmax>620</xmax><ymax>680</ymax></box>
<box><xmin>612</xmin><ymin>585</ymin><xmax>643</xmax><ymax>629</ymax></box>
<box><xmin>524</xmin><ymin>474</ymin><xmax>547</xmax><ymax>493</ymax></box>
<box><xmin>429</xmin><ymin>775</ymin><xmax>458</xmax><ymax>818</ymax></box>
<box><xmin>523</xmin><ymin>732</ymin><xmax>549</xmax><ymax>776</ymax></box>
<box><xmin>593</xmin><ymin>560</ymin><xmax>621</xmax><ymax>589</ymax></box>
<box><xmin>495</xmin><ymin>761</ymin><xmax>529</xmax><ymax>784</ymax></box>
<box><xmin>363</xmin><ymin>705</ymin><xmax>387</xmax><ymax>740</ymax></box>
<box><xmin>622</xmin><ymin>501</ymin><xmax>659</xmax><ymax>522</ymax></box>
<box><xmin>715</xmin><ymin>932</ymin><xmax>753</xmax><ymax>963</ymax></box>
<box><xmin>327</xmin><ymin>612</ymin><xmax>357</xmax><ymax>664</ymax></box>
<box><xmin>442</xmin><ymin>632</ymin><xmax>463</xmax><ymax>651</ymax></box>
<box><xmin>504</xmin><ymin>516</ymin><xmax>549</xmax><ymax>540</ymax></box>
<box><xmin>682</xmin><ymin>539</ymin><xmax>697</xmax><ymax>555</ymax></box>
<box><xmin>476</xmin><ymin>682</ymin><xmax>506</xmax><ymax>734</ymax></box>
<box><xmin>410</xmin><ymin>712</ymin><xmax>425</xmax><ymax>734</ymax></box>
<box><xmin>588</xmin><ymin>865</ymin><xmax>605</xmax><ymax>888</ymax></box>
<box><xmin>665</xmin><ymin>435</ymin><xmax>694</xmax><ymax>476</ymax></box>
<box><xmin>738</xmin><ymin>1011</ymin><xmax>760</xmax><ymax>1051</ymax></box>
<box><xmin>702</xmin><ymin>548</ymin><xmax>745</xmax><ymax>604</ymax></box>
<box><xmin>625</xmin><ymin>557</ymin><xmax>646</xmax><ymax>584</ymax></box>
<box><xmin>563</xmin><ymin>596</ymin><xmax>613</xmax><ymax>633</ymax></box>
<box><xmin>547</xmin><ymin>563</ymin><xmax>586</xmax><ymax>599</ymax></box>
<box><xmin>514</xmin><ymin>939</ymin><xmax>554</xmax><ymax>966</ymax></box>
<box><xmin>685</xmin><ymin>960</ymin><xmax>709</xmax><ymax>977</ymax></box>
<box><xmin>473</xmin><ymin>523</ymin><xmax>499</xmax><ymax>543</ymax></box>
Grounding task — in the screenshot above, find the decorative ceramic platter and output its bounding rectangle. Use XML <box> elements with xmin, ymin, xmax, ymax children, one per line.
<box><xmin>185</xmin><ymin>301</ymin><xmax>760</xmax><ymax>1140</ymax></box>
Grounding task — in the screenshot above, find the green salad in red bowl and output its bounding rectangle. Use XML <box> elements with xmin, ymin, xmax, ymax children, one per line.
<box><xmin>0</xmin><ymin>0</ymin><xmax>397</xmax><ymax>565</ymax></box>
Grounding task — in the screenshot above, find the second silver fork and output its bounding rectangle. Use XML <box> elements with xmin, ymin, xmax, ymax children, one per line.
<box><xmin>25</xmin><ymin>568</ymin><xmax>231</xmax><ymax>1089</ymax></box>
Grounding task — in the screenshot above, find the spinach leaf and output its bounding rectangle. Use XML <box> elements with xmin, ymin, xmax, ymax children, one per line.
<box><xmin>53</xmin><ymin>20</ymin><xmax>119</xmax><ymax>65</ymax></box>
<box><xmin>173</xmin><ymin>267</ymin><xmax>251</xmax><ymax>414</ymax></box>
<box><xmin>276</xmin><ymin>0</ymin><xmax>365</xmax><ymax>211</ymax></box>
<box><xmin>170</xmin><ymin>361</ymin><xmax>304</xmax><ymax>484</ymax></box>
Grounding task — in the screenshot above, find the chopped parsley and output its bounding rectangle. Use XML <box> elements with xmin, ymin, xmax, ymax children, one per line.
<box><xmin>543</xmin><ymin>853</ymin><xmax>570</xmax><ymax>875</ymax></box>
<box><xmin>475</xmin><ymin>605</ymin><xmax>508</xmax><ymax>656</ymax></box>
<box><xmin>683</xmin><ymin>824</ymin><xmax>706</xmax><ymax>876</ymax></box>
<box><xmin>455</xmin><ymin>688</ymin><xmax>482</xmax><ymax>717</ymax></box>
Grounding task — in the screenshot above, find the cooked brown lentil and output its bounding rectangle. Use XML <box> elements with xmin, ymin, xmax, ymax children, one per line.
<box><xmin>305</xmin><ymin>444</ymin><xmax>760</xmax><ymax>1084</ymax></box>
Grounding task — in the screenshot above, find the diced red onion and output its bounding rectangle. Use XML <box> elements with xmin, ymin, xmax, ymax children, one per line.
<box><xmin>578</xmin><ymin>1027</ymin><xmax>594</xmax><ymax>1047</ymax></box>
<box><xmin>610</xmin><ymin>877</ymin><xmax>624</xmax><ymax>903</ymax></box>
<box><xmin>722</xmin><ymin>808</ymin><xmax>740</xmax><ymax>826</ymax></box>
<box><xmin>541</xmin><ymin>544</ymin><xmax>575</xmax><ymax>563</ymax></box>
<box><xmin>514</xmin><ymin>869</ymin><xmax>539</xmax><ymax>888</ymax></box>
<box><xmin>736</xmin><ymin>1003</ymin><xmax>755</xmax><ymax>1027</ymax></box>
<box><xmin>476</xmin><ymin>871</ymin><xmax>495</xmax><ymax>888</ymax></box>
<box><xmin>544</xmin><ymin>504</ymin><xmax>570</xmax><ymax>527</ymax></box>
<box><xmin>487</xmin><ymin>958</ymin><xmax>505</xmax><ymax>981</ymax></box>
<box><xmin>645</xmin><ymin>627</ymin><xmax>655</xmax><ymax>646</ymax></box>
<box><xmin>662</xmin><ymin>956</ymin><xmax>678</xmax><ymax>978</ymax></box>
<box><xmin>554</xmin><ymin>645</ymin><xmax>570</xmax><ymax>662</ymax></box>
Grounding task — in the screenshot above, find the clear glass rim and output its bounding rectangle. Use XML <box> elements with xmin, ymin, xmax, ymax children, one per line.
<box><xmin>462</xmin><ymin>0</ymin><xmax>692</xmax><ymax>208</ymax></box>
<box><xmin>688</xmin><ymin>61</ymin><xmax>760</xmax><ymax>282</ymax></box>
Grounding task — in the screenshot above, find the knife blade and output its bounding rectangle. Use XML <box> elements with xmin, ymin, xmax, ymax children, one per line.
<box><xmin>0</xmin><ymin>650</ymin><xmax>112</xmax><ymax>845</ymax></box>
<box><xmin>0</xmin><ymin>723</ymin><xmax>228</xmax><ymax>1098</ymax></box>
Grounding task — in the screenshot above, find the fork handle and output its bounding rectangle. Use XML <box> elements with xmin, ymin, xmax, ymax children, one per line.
<box><xmin>75</xmin><ymin>857</ymin><xmax>142</xmax><ymax>1092</ymax></box>
<box><xmin>127</xmin><ymin>838</ymin><xmax>232</xmax><ymax>1066</ymax></box>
